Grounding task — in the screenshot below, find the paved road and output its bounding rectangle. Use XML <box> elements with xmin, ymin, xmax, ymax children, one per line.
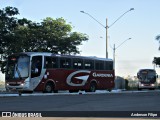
<box><xmin>0</xmin><ymin>91</ymin><xmax>160</xmax><ymax>117</ymax></box>
<box><xmin>0</xmin><ymin>91</ymin><xmax>160</xmax><ymax>111</ymax></box>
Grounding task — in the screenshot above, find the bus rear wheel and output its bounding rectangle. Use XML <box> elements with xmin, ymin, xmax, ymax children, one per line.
<box><xmin>138</xmin><ymin>88</ymin><xmax>142</xmax><ymax>91</ymax></box>
<box><xmin>149</xmin><ymin>88</ymin><xmax>155</xmax><ymax>90</ymax></box>
<box><xmin>44</xmin><ymin>83</ymin><xmax>53</xmax><ymax>93</ymax></box>
<box><xmin>69</xmin><ymin>90</ymin><xmax>79</xmax><ymax>93</ymax></box>
<box><xmin>86</xmin><ymin>82</ymin><xmax>97</xmax><ymax>92</ymax></box>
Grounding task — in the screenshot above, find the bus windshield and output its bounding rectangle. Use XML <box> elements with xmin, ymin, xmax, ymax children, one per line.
<box><xmin>140</xmin><ymin>70</ymin><xmax>156</xmax><ymax>82</ymax></box>
<box><xmin>6</xmin><ymin>55</ymin><xmax>30</xmax><ymax>79</ymax></box>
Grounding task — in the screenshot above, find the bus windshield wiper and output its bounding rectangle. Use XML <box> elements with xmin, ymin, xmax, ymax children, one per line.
<box><xmin>15</xmin><ymin>64</ymin><xmax>22</xmax><ymax>80</ymax></box>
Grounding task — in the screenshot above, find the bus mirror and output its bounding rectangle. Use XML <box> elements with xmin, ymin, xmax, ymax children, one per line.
<box><xmin>157</xmin><ymin>75</ymin><xmax>158</xmax><ymax>78</ymax></box>
<box><xmin>137</xmin><ymin>74</ymin><xmax>139</xmax><ymax>79</ymax></box>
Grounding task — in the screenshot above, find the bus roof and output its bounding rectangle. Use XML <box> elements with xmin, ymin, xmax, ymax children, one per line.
<box><xmin>14</xmin><ymin>52</ymin><xmax>113</xmax><ymax>61</ymax></box>
<box><xmin>138</xmin><ymin>69</ymin><xmax>156</xmax><ymax>72</ymax></box>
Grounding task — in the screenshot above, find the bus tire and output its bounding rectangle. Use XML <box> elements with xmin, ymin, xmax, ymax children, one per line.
<box><xmin>54</xmin><ymin>90</ymin><xmax>58</xmax><ymax>93</ymax></box>
<box><xmin>69</xmin><ymin>90</ymin><xmax>79</xmax><ymax>93</ymax></box>
<box><xmin>108</xmin><ymin>89</ymin><xmax>112</xmax><ymax>92</ymax></box>
<box><xmin>138</xmin><ymin>88</ymin><xmax>142</xmax><ymax>91</ymax></box>
<box><xmin>149</xmin><ymin>88</ymin><xmax>155</xmax><ymax>90</ymax></box>
<box><xmin>89</xmin><ymin>82</ymin><xmax>97</xmax><ymax>92</ymax></box>
<box><xmin>44</xmin><ymin>83</ymin><xmax>53</xmax><ymax>93</ymax></box>
<box><xmin>21</xmin><ymin>91</ymin><xmax>33</xmax><ymax>93</ymax></box>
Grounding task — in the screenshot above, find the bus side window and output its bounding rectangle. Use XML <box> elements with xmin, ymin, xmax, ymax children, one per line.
<box><xmin>95</xmin><ymin>60</ymin><xmax>104</xmax><ymax>70</ymax></box>
<box><xmin>44</xmin><ymin>56</ymin><xmax>58</xmax><ymax>69</ymax></box>
<box><xmin>109</xmin><ymin>61</ymin><xmax>113</xmax><ymax>70</ymax></box>
<box><xmin>73</xmin><ymin>58</ymin><xmax>83</xmax><ymax>69</ymax></box>
<box><xmin>105</xmin><ymin>61</ymin><xmax>113</xmax><ymax>70</ymax></box>
<box><xmin>60</xmin><ymin>58</ymin><xmax>71</xmax><ymax>69</ymax></box>
<box><xmin>84</xmin><ymin>60</ymin><xmax>94</xmax><ymax>70</ymax></box>
<box><xmin>52</xmin><ymin>57</ymin><xmax>58</xmax><ymax>68</ymax></box>
<box><xmin>45</xmin><ymin>57</ymin><xmax>52</xmax><ymax>68</ymax></box>
<box><xmin>105</xmin><ymin>61</ymin><xmax>109</xmax><ymax>70</ymax></box>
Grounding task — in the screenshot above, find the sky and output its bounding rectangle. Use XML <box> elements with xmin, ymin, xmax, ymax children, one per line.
<box><xmin>1</xmin><ymin>0</ymin><xmax>160</xmax><ymax>81</ymax></box>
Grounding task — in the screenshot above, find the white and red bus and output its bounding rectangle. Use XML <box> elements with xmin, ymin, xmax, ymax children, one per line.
<box><xmin>5</xmin><ymin>52</ymin><xmax>115</xmax><ymax>93</ymax></box>
<box><xmin>137</xmin><ymin>69</ymin><xmax>158</xmax><ymax>90</ymax></box>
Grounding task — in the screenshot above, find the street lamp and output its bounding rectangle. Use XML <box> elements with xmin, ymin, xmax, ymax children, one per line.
<box><xmin>113</xmin><ymin>38</ymin><xmax>131</xmax><ymax>70</ymax></box>
<box><xmin>80</xmin><ymin>8</ymin><xmax>134</xmax><ymax>58</ymax></box>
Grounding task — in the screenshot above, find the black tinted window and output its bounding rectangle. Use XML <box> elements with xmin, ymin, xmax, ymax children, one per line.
<box><xmin>45</xmin><ymin>56</ymin><xmax>58</xmax><ymax>68</ymax></box>
<box><xmin>95</xmin><ymin>60</ymin><xmax>104</xmax><ymax>70</ymax></box>
<box><xmin>60</xmin><ymin>58</ymin><xmax>71</xmax><ymax>68</ymax></box>
<box><xmin>105</xmin><ymin>61</ymin><xmax>113</xmax><ymax>70</ymax></box>
<box><xmin>84</xmin><ymin>60</ymin><xmax>94</xmax><ymax>69</ymax></box>
<box><xmin>73</xmin><ymin>58</ymin><xmax>83</xmax><ymax>69</ymax></box>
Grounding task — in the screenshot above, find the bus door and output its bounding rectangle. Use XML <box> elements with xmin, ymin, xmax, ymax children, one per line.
<box><xmin>30</xmin><ymin>56</ymin><xmax>43</xmax><ymax>90</ymax></box>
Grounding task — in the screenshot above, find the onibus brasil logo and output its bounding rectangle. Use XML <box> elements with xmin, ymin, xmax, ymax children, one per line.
<box><xmin>1</xmin><ymin>112</ymin><xmax>42</xmax><ymax>117</ymax></box>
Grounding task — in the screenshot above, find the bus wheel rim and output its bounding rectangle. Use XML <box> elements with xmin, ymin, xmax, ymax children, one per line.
<box><xmin>46</xmin><ymin>85</ymin><xmax>52</xmax><ymax>92</ymax></box>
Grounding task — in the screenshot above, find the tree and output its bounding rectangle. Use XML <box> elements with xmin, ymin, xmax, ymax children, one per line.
<box><xmin>0</xmin><ymin>6</ymin><xmax>34</xmax><ymax>72</ymax></box>
<box><xmin>0</xmin><ymin>6</ymin><xmax>89</xmax><ymax>73</ymax></box>
<box><xmin>0</xmin><ymin>7</ymin><xmax>33</xmax><ymax>56</ymax></box>
<box><xmin>153</xmin><ymin>35</ymin><xmax>160</xmax><ymax>66</ymax></box>
<box><xmin>153</xmin><ymin>57</ymin><xmax>160</xmax><ymax>66</ymax></box>
<box><xmin>32</xmin><ymin>17</ymin><xmax>88</xmax><ymax>54</ymax></box>
<box><xmin>155</xmin><ymin>34</ymin><xmax>160</xmax><ymax>50</ymax></box>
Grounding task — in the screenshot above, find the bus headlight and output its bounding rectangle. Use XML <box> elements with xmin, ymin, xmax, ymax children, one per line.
<box><xmin>141</xmin><ymin>84</ymin><xmax>144</xmax><ymax>86</ymax></box>
<box><xmin>151</xmin><ymin>84</ymin><xmax>155</xmax><ymax>86</ymax></box>
<box><xmin>21</xmin><ymin>83</ymin><xmax>24</xmax><ymax>86</ymax></box>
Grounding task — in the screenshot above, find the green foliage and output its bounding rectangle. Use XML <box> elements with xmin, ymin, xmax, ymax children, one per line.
<box><xmin>155</xmin><ymin>34</ymin><xmax>160</xmax><ymax>50</ymax></box>
<box><xmin>153</xmin><ymin>57</ymin><xmax>160</xmax><ymax>66</ymax></box>
<box><xmin>0</xmin><ymin>6</ymin><xmax>89</xmax><ymax>73</ymax></box>
<box><xmin>154</xmin><ymin>35</ymin><xmax>160</xmax><ymax>66</ymax></box>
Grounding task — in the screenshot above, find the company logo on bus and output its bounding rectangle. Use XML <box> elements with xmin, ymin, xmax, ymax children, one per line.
<box><xmin>92</xmin><ymin>72</ymin><xmax>113</xmax><ymax>77</ymax></box>
<box><xmin>66</xmin><ymin>70</ymin><xmax>91</xmax><ymax>86</ymax></box>
<box><xmin>66</xmin><ymin>71</ymin><xmax>113</xmax><ymax>86</ymax></box>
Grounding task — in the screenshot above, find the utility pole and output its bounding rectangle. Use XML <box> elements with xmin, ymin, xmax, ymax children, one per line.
<box><xmin>113</xmin><ymin>38</ymin><xmax>131</xmax><ymax>70</ymax></box>
<box><xmin>80</xmin><ymin>8</ymin><xmax>134</xmax><ymax>58</ymax></box>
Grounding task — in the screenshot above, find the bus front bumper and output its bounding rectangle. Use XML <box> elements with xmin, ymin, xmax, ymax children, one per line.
<box><xmin>5</xmin><ymin>84</ymin><xmax>32</xmax><ymax>92</ymax></box>
<box><xmin>138</xmin><ymin>83</ymin><xmax>156</xmax><ymax>89</ymax></box>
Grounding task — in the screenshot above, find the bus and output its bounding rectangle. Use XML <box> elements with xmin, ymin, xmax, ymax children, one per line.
<box><xmin>137</xmin><ymin>69</ymin><xmax>158</xmax><ymax>90</ymax></box>
<box><xmin>5</xmin><ymin>52</ymin><xmax>115</xmax><ymax>93</ymax></box>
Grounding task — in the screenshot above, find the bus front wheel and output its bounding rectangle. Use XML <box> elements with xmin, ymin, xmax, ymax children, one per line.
<box><xmin>44</xmin><ymin>83</ymin><xmax>53</xmax><ymax>93</ymax></box>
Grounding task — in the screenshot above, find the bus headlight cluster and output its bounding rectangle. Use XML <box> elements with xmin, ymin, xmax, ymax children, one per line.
<box><xmin>151</xmin><ymin>84</ymin><xmax>155</xmax><ymax>86</ymax></box>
